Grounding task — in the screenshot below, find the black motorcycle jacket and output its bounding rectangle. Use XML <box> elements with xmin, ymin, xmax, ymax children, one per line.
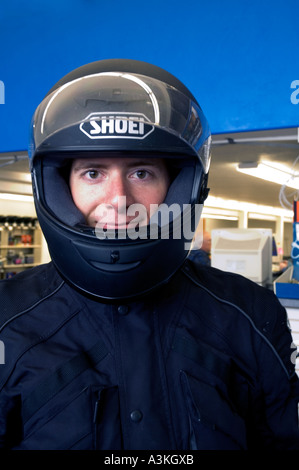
<box><xmin>0</xmin><ymin>260</ymin><xmax>298</xmax><ymax>450</ymax></box>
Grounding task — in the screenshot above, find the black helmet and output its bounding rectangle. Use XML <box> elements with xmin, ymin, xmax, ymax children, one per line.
<box><xmin>29</xmin><ymin>59</ymin><xmax>211</xmax><ymax>300</ymax></box>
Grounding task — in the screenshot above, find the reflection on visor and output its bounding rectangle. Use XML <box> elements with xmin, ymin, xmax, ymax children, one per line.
<box><xmin>31</xmin><ymin>72</ymin><xmax>211</xmax><ymax>172</ymax></box>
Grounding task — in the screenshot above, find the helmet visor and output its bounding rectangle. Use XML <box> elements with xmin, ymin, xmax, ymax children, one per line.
<box><xmin>30</xmin><ymin>72</ymin><xmax>211</xmax><ymax>172</ymax></box>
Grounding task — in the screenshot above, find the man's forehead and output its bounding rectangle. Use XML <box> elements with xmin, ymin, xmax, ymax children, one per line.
<box><xmin>42</xmin><ymin>152</ymin><xmax>196</xmax><ymax>172</ymax></box>
<box><xmin>70</xmin><ymin>156</ymin><xmax>168</xmax><ymax>169</ymax></box>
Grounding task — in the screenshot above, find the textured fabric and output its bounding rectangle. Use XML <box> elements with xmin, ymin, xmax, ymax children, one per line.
<box><xmin>0</xmin><ymin>260</ymin><xmax>298</xmax><ymax>450</ymax></box>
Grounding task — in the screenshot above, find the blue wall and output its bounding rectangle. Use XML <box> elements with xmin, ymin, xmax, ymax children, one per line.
<box><xmin>0</xmin><ymin>0</ymin><xmax>298</xmax><ymax>152</ymax></box>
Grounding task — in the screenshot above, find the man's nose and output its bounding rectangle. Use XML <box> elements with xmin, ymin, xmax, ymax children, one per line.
<box><xmin>105</xmin><ymin>172</ymin><xmax>131</xmax><ymax>209</ymax></box>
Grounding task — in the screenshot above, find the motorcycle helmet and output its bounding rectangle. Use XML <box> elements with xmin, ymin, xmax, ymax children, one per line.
<box><xmin>29</xmin><ymin>59</ymin><xmax>211</xmax><ymax>300</ymax></box>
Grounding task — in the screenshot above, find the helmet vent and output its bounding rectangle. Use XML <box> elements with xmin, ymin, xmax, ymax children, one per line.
<box><xmin>111</xmin><ymin>251</ymin><xmax>120</xmax><ymax>263</ymax></box>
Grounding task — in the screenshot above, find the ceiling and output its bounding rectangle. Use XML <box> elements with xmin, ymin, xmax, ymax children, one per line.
<box><xmin>0</xmin><ymin>127</ymin><xmax>298</xmax><ymax>211</ymax></box>
<box><xmin>209</xmin><ymin>127</ymin><xmax>299</xmax><ymax>209</ymax></box>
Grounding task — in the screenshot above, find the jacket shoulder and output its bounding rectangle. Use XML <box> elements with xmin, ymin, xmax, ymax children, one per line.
<box><xmin>182</xmin><ymin>259</ymin><xmax>295</xmax><ymax>376</ymax></box>
<box><xmin>0</xmin><ymin>262</ymin><xmax>64</xmax><ymax>329</ymax></box>
<box><xmin>183</xmin><ymin>258</ymin><xmax>275</xmax><ymax>309</ymax></box>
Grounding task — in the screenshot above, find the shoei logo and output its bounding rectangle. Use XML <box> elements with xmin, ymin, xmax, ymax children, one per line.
<box><xmin>80</xmin><ymin>112</ymin><xmax>154</xmax><ymax>140</ymax></box>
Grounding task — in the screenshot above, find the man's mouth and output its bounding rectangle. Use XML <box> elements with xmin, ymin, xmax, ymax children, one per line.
<box><xmin>92</xmin><ymin>202</ymin><xmax>149</xmax><ymax>229</ymax></box>
<box><xmin>95</xmin><ymin>218</ymin><xmax>147</xmax><ymax>229</ymax></box>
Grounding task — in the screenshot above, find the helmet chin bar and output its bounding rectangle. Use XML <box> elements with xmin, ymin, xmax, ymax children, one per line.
<box><xmin>38</xmin><ymin>208</ymin><xmax>201</xmax><ymax>301</ymax></box>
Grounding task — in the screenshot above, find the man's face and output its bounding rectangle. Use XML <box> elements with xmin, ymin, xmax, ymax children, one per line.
<box><xmin>69</xmin><ymin>157</ymin><xmax>170</xmax><ymax>228</ymax></box>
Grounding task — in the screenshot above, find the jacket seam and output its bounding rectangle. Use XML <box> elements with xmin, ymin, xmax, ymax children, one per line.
<box><xmin>0</xmin><ymin>280</ymin><xmax>65</xmax><ymax>333</ymax></box>
<box><xmin>182</xmin><ymin>267</ymin><xmax>291</xmax><ymax>379</ymax></box>
<box><xmin>0</xmin><ymin>305</ymin><xmax>82</xmax><ymax>391</ymax></box>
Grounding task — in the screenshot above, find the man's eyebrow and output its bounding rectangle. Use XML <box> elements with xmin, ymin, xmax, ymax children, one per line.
<box><xmin>71</xmin><ymin>162</ymin><xmax>107</xmax><ymax>172</ymax></box>
<box><xmin>126</xmin><ymin>160</ymin><xmax>159</xmax><ymax>168</ymax></box>
<box><xmin>71</xmin><ymin>160</ymin><xmax>160</xmax><ymax>172</ymax></box>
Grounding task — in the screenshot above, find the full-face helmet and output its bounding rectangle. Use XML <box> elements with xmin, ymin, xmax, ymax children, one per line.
<box><xmin>29</xmin><ymin>59</ymin><xmax>211</xmax><ymax>300</ymax></box>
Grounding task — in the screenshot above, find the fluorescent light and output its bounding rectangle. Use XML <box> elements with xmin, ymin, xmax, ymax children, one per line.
<box><xmin>202</xmin><ymin>206</ymin><xmax>239</xmax><ymax>220</ymax></box>
<box><xmin>205</xmin><ymin>195</ymin><xmax>293</xmax><ymax>219</ymax></box>
<box><xmin>248</xmin><ymin>212</ymin><xmax>277</xmax><ymax>221</ymax></box>
<box><xmin>202</xmin><ymin>214</ymin><xmax>238</xmax><ymax>220</ymax></box>
<box><xmin>0</xmin><ymin>193</ymin><xmax>34</xmax><ymax>202</ymax></box>
<box><xmin>237</xmin><ymin>161</ymin><xmax>299</xmax><ymax>189</ymax></box>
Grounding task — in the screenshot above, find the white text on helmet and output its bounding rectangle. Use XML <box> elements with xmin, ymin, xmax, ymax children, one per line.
<box><xmin>80</xmin><ymin>112</ymin><xmax>154</xmax><ymax>140</ymax></box>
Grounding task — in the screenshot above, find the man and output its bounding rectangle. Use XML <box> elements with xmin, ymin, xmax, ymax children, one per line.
<box><xmin>189</xmin><ymin>230</ymin><xmax>211</xmax><ymax>266</ymax></box>
<box><xmin>0</xmin><ymin>59</ymin><xmax>298</xmax><ymax>450</ymax></box>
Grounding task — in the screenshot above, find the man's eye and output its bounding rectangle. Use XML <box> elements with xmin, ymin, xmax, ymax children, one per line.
<box><xmin>87</xmin><ymin>170</ymin><xmax>99</xmax><ymax>179</ymax></box>
<box><xmin>135</xmin><ymin>170</ymin><xmax>148</xmax><ymax>179</ymax></box>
